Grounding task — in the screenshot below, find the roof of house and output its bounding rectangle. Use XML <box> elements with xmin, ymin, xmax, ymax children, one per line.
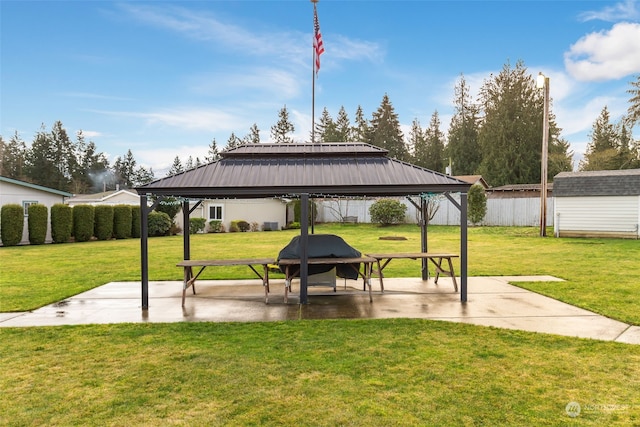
<box><xmin>66</xmin><ymin>189</ymin><xmax>139</xmax><ymax>203</ymax></box>
<box><xmin>454</xmin><ymin>175</ymin><xmax>489</xmax><ymax>189</ymax></box>
<box><xmin>0</xmin><ymin>175</ymin><xmax>73</xmax><ymax>197</ymax></box>
<box><xmin>136</xmin><ymin>143</ymin><xmax>472</xmax><ymax>198</ymax></box>
<box><xmin>553</xmin><ymin>169</ymin><xmax>640</xmax><ymax>197</ymax></box>
<box><xmin>489</xmin><ymin>183</ymin><xmax>554</xmax><ymax>192</ymax></box>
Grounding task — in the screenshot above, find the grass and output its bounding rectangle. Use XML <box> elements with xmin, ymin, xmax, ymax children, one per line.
<box><xmin>2</xmin><ymin>224</ymin><xmax>640</xmax><ymax>425</ymax></box>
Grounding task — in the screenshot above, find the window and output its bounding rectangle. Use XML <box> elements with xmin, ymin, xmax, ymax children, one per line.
<box><xmin>209</xmin><ymin>205</ymin><xmax>223</xmax><ymax>221</ymax></box>
<box><xmin>22</xmin><ymin>201</ymin><xmax>38</xmax><ymax>217</ymax></box>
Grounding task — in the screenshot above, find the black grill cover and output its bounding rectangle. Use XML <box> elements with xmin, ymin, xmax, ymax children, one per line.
<box><xmin>277</xmin><ymin>234</ymin><xmax>362</xmax><ymax>279</ymax></box>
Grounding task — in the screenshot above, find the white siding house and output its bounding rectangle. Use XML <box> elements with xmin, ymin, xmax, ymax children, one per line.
<box><xmin>0</xmin><ymin>176</ymin><xmax>72</xmax><ymax>244</ymax></box>
<box><xmin>192</xmin><ymin>198</ymin><xmax>288</xmax><ymax>232</ymax></box>
<box><xmin>553</xmin><ymin>169</ymin><xmax>640</xmax><ymax>238</ymax></box>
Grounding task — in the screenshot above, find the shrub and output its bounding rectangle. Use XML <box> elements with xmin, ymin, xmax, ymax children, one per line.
<box><xmin>113</xmin><ymin>205</ymin><xmax>132</xmax><ymax>239</ymax></box>
<box><xmin>237</xmin><ymin>220</ymin><xmax>250</xmax><ymax>232</ymax></box>
<box><xmin>73</xmin><ymin>204</ymin><xmax>95</xmax><ymax>242</ymax></box>
<box><xmin>148</xmin><ymin>211</ymin><xmax>172</xmax><ymax>237</ymax></box>
<box><xmin>208</xmin><ymin>220</ymin><xmax>223</xmax><ymax>233</ymax></box>
<box><xmin>468</xmin><ymin>184</ymin><xmax>487</xmax><ymax>225</ymax></box>
<box><xmin>369</xmin><ymin>199</ymin><xmax>407</xmax><ymax>226</ymax></box>
<box><xmin>94</xmin><ymin>205</ymin><xmax>114</xmax><ymax>240</ymax></box>
<box><xmin>285</xmin><ymin>221</ymin><xmax>301</xmax><ymax>229</ymax></box>
<box><xmin>250</xmin><ymin>221</ymin><xmax>259</xmax><ymax>232</ymax></box>
<box><xmin>1</xmin><ymin>204</ymin><xmax>24</xmax><ymax>246</ymax></box>
<box><xmin>27</xmin><ymin>204</ymin><xmax>48</xmax><ymax>245</ymax></box>
<box><xmin>51</xmin><ymin>203</ymin><xmax>72</xmax><ymax>243</ymax></box>
<box><xmin>131</xmin><ymin>206</ymin><xmax>141</xmax><ymax>238</ymax></box>
<box><xmin>229</xmin><ymin>220</ymin><xmax>240</xmax><ymax>232</ymax></box>
<box><xmin>189</xmin><ymin>217</ymin><xmax>206</xmax><ymax>234</ymax></box>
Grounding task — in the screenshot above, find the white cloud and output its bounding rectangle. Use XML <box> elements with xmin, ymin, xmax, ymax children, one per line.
<box><xmin>578</xmin><ymin>0</ymin><xmax>640</xmax><ymax>22</ymax></box>
<box><xmin>565</xmin><ymin>22</ymin><xmax>640</xmax><ymax>81</ymax></box>
<box><xmin>188</xmin><ymin>67</ymin><xmax>303</xmax><ymax>99</ymax></box>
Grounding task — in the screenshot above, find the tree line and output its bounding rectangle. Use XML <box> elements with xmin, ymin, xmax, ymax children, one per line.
<box><xmin>2</xmin><ymin>60</ymin><xmax>639</xmax><ymax>191</ymax></box>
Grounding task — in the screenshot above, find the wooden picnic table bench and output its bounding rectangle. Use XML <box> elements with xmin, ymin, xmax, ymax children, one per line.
<box><xmin>366</xmin><ymin>253</ymin><xmax>459</xmax><ymax>293</ymax></box>
<box><xmin>176</xmin><ymin>258</ymin><xmax>276</xmax><ymax>306</ymax></box>
<box><xmin>278</xmin><ymin>256</ymin><xmax>377</xmax><ymax>303</ymax></box>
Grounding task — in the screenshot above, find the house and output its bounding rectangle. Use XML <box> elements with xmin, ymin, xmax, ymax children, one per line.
<box><xmin>65</xmin><ymin>188</ymin><xmax>140</xmax><ymax>207</ymax></box>
<box><xmin>553</xmin><ymin>169</ymin><xmax>640</xmax><ymax>238</ymax></box>
<box><xmin>454</xmin><ymin>175</ymin><xmax>490</xmax><ymax>190</ymax></box>
<box><xmin>0</xmin><ymin>176</ymin><xmax>72</xmax><ymax>244</ymax></box>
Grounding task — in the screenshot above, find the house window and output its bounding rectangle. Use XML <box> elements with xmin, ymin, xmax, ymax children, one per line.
<box><xmin>209</xmin><ymin>205</ymin><xmax>223</xmax><ymax>221</ymax></box>
<box><xmin>22</xmin><ymin>201</ymin><xmax>38</xmax><ymax>217</ymax></box>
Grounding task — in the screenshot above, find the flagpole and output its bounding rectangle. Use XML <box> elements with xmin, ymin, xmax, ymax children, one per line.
<box><xmin>311</xmin><ymin>0</ymin><xmax>318</xmax><ymax>144</ymax></box>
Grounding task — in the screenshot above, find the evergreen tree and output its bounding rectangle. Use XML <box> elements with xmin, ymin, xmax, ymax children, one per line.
<box><xmin>446</xmin><ymin>74</ymin><xmax>481</xmax><ymax>175</ymax></box>
<box><xmin>627</xmin><ymin>75</ymin><xmax>640</xmax><ymax>128</ymax></box>
<box><xmin>477</xmin><ymin>60</ymin><xmax>554</xmax><ymax>186</ymax></box>
<box><xmin>423</xmin><ymin>110</ymin><xmax>446</xmax><ymax>172</ymax></box>
<box><xmin>226</xmin><ymin>132</ymin><xmax>242</xmax><ymax>149</ymax></box>
<box><xmin>112</xmin><ymin>149</ymin><xmax>137</xmax><ymax>188</ymax></box>
<box><xmin>243</xmin><ymin>123</ymin><xmax>260</xmax><ymax>144</ymax></box>
<box><xmin>352</xmin><ymin>105</ymin><xmax>369</xmax><ymax>143</ymax></box>
<box><xmin>167</xmin><ymin>156</ymin><xmax>184</xmax><ymax>176</ymax></box>
<box><xmin>315</xmin><ymin>107</ymin><xmax>339</xmax><ymax>142</ymax></box>
<box><xmin>185</xmin><ymin>156</ymin><xmax>194</xmax><ymax>170</ymax></box>
<box><xmin>369</xmin><ymin>94</ymin><xmax>407</xmax><ymax>160</ymax></box>
<box><xmin>205</xmin><ymin>138</ymin><xmax>221</xmax><ymax>162</ymax></box>
<box><xmin>25</xmin><ymin>124</ymin><xmax>61</xmax><ymax>189</ymax></box>
<box><xmin>270</xmin><ymin>105</ymin><xmax>295</xmax><ymax>143</ymax></box>
<box><xmin>615</xmin><ymin>121</ymin><xmax>636</xmax><ymax>169</ymax></box>
<box><xmin>0</xmin><ymin>131</ymin><xmax>27</xmax><ymax>180</ymax></box>
<box><xmin>409</xmin><ymin>118</ymin><xmax>427</xmax><ymax>167</ymax></box>
<box><xmin>74</xmin><ymin>130</ymin><xmax>110</xmax><ymax>193</ymax></box>
<box><xmin>49</xmin><ymin>120</ymin><xmax>76</xmax><ymax>191</ymax></box>
<box><xmin>133</xmin><ymin>166</ymin><xmax>155</xmax><ymax>186</ymax></box>
<box><xmin>548</xmin><ymin>137</ymin><xmax>574</xmax><ymax>177</ymax></box>
<box><xmin>579</xmin><ymin>106</ymin><xmax>619</xmax><ymax>171</ymax></box>
<box><xmin>335</xmin><ymin>106</ymin><xmax>352</xmax><ymax>142</ymax></box>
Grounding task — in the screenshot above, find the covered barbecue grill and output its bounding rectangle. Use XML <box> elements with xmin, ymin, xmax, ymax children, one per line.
<box><xmin>277</xmin><ymin>234</ymin><xmax>362</xmax><ymax>280</ymax></box>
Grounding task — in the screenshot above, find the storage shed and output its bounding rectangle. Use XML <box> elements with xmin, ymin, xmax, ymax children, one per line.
<box><xmin>553</xmin><ymin>169</ymin><xmax>640</xmax><ymax>238</ymax></box>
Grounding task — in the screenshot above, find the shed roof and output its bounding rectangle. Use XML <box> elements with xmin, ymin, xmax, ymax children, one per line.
<box><xmin>553</xmin><ymin>169</ymin><xmax>640</xmax><ymax>197</ymax></box>
<box><xmin>136</xmin><ymin>143</ymin><xmax>471</xmax><ymax>198</ymax></box>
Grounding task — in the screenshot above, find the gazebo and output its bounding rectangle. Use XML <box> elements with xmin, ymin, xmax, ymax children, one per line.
<box><xmin>135</xmin><ymin>143</ymin><xmax>472</xmax><ymax>309</ymax></box>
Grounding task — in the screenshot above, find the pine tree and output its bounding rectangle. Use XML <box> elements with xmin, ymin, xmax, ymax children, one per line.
<box><xmin>446</xmin><ymin>74</ymin><xmax>481</xmax><ymax>175</ymax></box>
<box><xmin>627</xmin><ymin>75</ymin><xmax>640</xmax><ymax>128</ymax></box>
<box><xmin>335</xmin><ymin>106</ymin><xmax>352</xmax><ymax>142</ymax></box>
<box><xmin>112</xmin><ymin>150</ymin><xmax>138</xmax><ymax>188</ymax></box>
<box><xmin>477</xmin><ymin>60</ymin><xmax>552</xmax><ymax>186</ymax></box>
<box><xmin>243</xmin><ymin>123</ymin><xmax>260</xmax><ymax>144</ymax></box>
<box><xmin>579</xmin><ymin>106</ymin><xmax>619</xmax><ymax>171</ymax></box>
<box><xmin>369</xmin><ymin>94</ymin><xmax>407</xmax><ymax>160</ymax></box>
<box><xmin>352</xmin><ymin>105</ymin><xmax>369</xmax><ymax>143</ymax></box>
<box><xmin>271</xmin><ymin>105</ymin><xmax>295</xmax><ymax>143</ymax></box>
<box><xmin>205</xmin><ymin>138</ymin><xmax>221</xmax><ymax>162</ymax></box>
<box><xmin>133</xmin><ymin>166</ymin><xmax>155</xmax><ymax>186</ymax></box>
<box><xmin>26</xmin><ymin>124</ymin><xmax>61</xmax><ymax>189</ymax></box>
<box><xmin>409</xmin><ymin>118</ymin><xmax>427</xmax><ymax>167</ymax></box>
<box><xmin>74</xmin><ymin>130</ymin><xmax>110</xmax><ymax>193</ymax></box>
<box><xmin>226</xmin><ymin>132</ymin><xmax>242</xmax><ymax>149</ymax></box>
<box><xmin>0</xmin><ymin>131</ymin><xmax>27</xmax><ymax>180</ymax></box>
<box><xmin>167</xmin><ymin>156</ymin><xmax>184</xmax><ymax>176</ymax></box>
<box><xmin>49</xmin><ymin>120</ymin><xmax>76</xmax><ymax>191</ymax></box>
<box><xmin>315</xmin><ymin>107</ymin><xmax>338</xmax><ymax>142</ymax></box>
<box><xmin>423</xmin><ymin>111</ymin><xmax>446</xmax><ymax>172</ymax></box>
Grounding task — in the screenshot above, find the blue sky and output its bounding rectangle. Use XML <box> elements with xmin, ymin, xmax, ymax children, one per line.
<box><xmin>2</xmin><ymin>0</ymin><xmax>640</xmax><ymax>178</ymax></box>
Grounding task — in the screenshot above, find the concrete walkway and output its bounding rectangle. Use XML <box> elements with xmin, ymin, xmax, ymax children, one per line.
<box><xmin>2</xmin><ymin>276</ymin><xmax>639</xmax><ymax>344</ymax></box>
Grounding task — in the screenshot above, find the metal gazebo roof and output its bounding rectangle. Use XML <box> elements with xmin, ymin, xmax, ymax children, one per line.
<box><xmin>136</xmin><ymin>143</ymin><xmax>471</xmax><ymax>198</ymax></box>
<box><xmin>135</xmin><ymin>143</ymin><xmax>471</xmax><ymax>308</ymax></box>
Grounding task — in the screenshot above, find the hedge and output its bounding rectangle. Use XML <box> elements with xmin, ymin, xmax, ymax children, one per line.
<box><xmin>1</xmin><ymin>204</ymin><xmax>24</xmax><ymax>246</ymax></box>
<box><xmin>94</xmin><ymin>205</ymin><xmax>114</xmax><ymax>240</ymax></box>
<box><xmin>51</xmin><ymin>204</ymin><xmax>72</xmax><ymax>243</ymax></box>
<box><xmin>131</xmin><ymin>206</ymin><xmax>141</xmax><ymax>238</ymax></box>
<box><xmin>27</xmin><ymin>204</ymin><xmax>48</xmax><ymax>245</ymax></box>
<box><xmin>148</xmin><ymin>211</ymin><xmax>172</xmax><ymax>237</ymax></box>
<box><xmin>113</xmin><ymin>205</ymin><xmax>133</xmax><ymax>239</ymax></box>
<box><xmin>73</xmin><ymin>204</ymin><xmax>95</xmax><ymax>242</ymax></box>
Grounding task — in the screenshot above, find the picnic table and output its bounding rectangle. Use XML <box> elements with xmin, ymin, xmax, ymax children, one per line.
<box><xmin>366</xmin><ymin>253</ymin><xmax>459</xmax><ymax>292</ymax></box>
<box><xmin>278</xmin><ymin>256</ymin><xmax>377</xmax><ymax>303</ymax></box>
<box><xmin>176</xmin><ymin>258</ymin><xmax>275</xmax><ymax>306</ymax></box>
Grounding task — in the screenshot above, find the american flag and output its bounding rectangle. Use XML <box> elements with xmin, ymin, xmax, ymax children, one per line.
<box><xmin>313</xmin><ymin>4</ymin><xmax>325</xmax><ymax>74</ymax></box>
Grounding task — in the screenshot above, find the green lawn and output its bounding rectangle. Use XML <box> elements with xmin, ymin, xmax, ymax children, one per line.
<box><xmin>1</xmin><ymin>225</ymin><xmax>640</xmax><ymax>425</ymax></box>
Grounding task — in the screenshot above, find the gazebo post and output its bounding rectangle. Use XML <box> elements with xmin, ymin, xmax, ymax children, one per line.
<box><xmin>140</xmin><ymin>194</ymin><xmax>149</xmax><ymax>310</ymax></box>
<box><xmin>420</xmin><ymin>196</ymin><xmax>428</xmax><ymax>280</ymax></box>
<box><xmin>460</xmin><ymin>192</ymin><xmax>468</xmax><ymax>302</ymax></box>
<box><xmin>182</xmin><ymin>199</ymin><xmax>191</xmax><ymax>261</ymax></box>
<box><xmin>299</xmin><ymin>193</ymin><xmax>309</xmax><ymax>304</ymax></box>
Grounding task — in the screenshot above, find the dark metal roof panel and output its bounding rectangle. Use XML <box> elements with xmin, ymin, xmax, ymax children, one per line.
<box><xmin>553</xmin><ymin>169</ymin><xmax>640</xmax><ymax>197</ymax></box>
<box><xmin>223</xmin><ymin>142</ymin><xmax>387</xmax><ymax>158</ymax></box>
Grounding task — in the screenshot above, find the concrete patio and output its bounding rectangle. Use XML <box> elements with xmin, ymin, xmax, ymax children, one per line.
<box><xmin>1</xmin><ymin>276</ymin><xmax>639</xmax><ymax>345</ymax></box>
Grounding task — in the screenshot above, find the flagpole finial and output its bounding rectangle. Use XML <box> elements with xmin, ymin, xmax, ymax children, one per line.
<box><xmin>310</xmin><ymin>0</ymin><xmax>318</xmax><ymax>3</ymax></box>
